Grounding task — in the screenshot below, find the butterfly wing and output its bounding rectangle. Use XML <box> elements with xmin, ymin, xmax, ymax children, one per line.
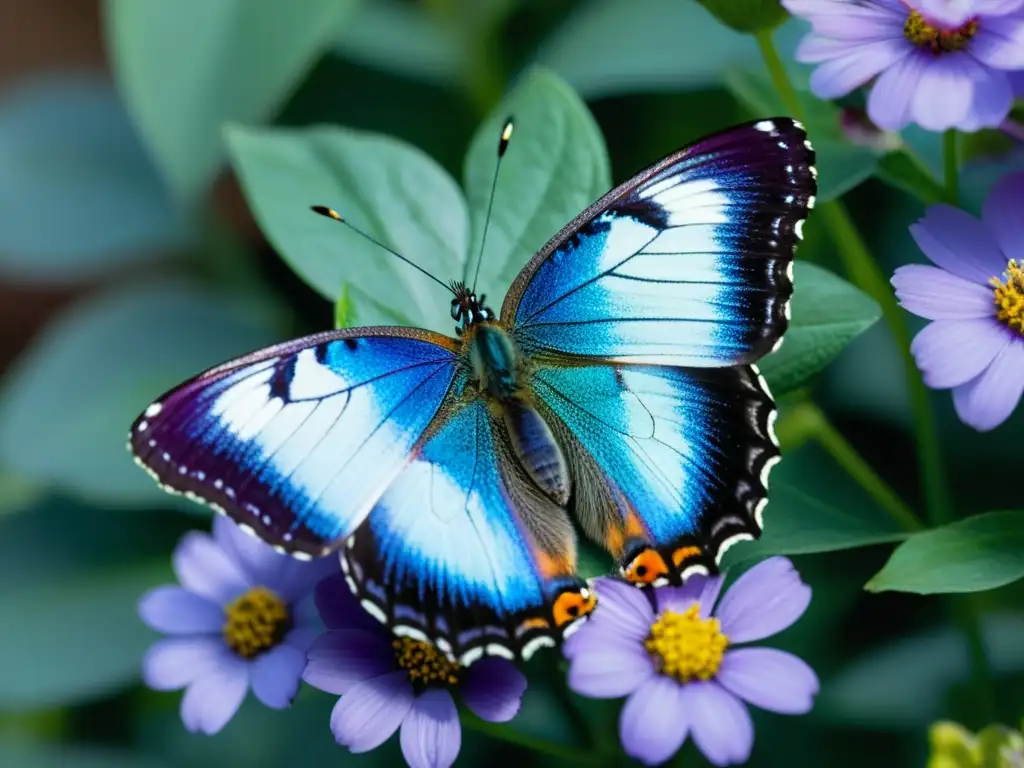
<box><xmin>342</xmin><ymin>388</ymin><xmax>594</xmax><ymax>665</ymax></box>
<box><xmin>129</xmin><ymin>327</ymin><xmax>459</xmax><ymax>559</ymax></box>
<box><xmin>502</xmin><ymin>118</ymin><xmax>816</xmax><ymax>367</ymax></box>
<box><xmin>531</xmin><ymin>361</ymin><xmax>777</xmax><ymax>585</ymax></box>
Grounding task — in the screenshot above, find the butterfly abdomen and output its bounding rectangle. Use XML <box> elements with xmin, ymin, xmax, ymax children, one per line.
<box><xmin>503</xmin><ymin>400</ymin><xmax>571</xmax><ymax>506</ymax></box>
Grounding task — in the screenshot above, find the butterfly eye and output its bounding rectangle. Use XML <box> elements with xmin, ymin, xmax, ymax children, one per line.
<box><xmin>450</xmin><ymin>300</ymin><xmax>462</xmax><ymax>320</ymax></box>
<box><xmin>621</xmin><ymin>548</ymin><xmax>670</xmax><ymax>586</ymax></box>
<box><xmin>551</xmin><ymin>587</ymin><xmax>597</xmax><ymax>629</ymax></box>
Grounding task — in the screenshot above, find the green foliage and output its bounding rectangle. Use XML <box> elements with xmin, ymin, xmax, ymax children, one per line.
<box><xmin>866</xmin><ymin>511</ymin><xmax>1024</xmax><ymax>595</ymax></box>
<box><xmin>226</xmin><ymin>122</ymin><xmax>468</xmax><ymax>331</ymax></box>
<box><xmin>759</xmin><ymin>262</ymin><xmax>882</xmax><ymax>396</ymax></box>
<box><xmin>106</xmin><ymin>0</ymin><xmax>356</xmax><ymax>204</ymax></box>
<box><xmin>694</xmin><ymin>0</ymin><xmax>788</xmax><ymax>33</ymax></box>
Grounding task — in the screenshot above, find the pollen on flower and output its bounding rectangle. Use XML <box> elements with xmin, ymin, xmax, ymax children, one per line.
<box><xmin>393</xmin><ymin>637</ymin><xmax>460</xmax><ymax>687</ymax></box>
<box><xmin>644</xmin><ymin>604</ymin><xmax>728</xmax><ymax>683</ymax></box>
<box><xmin>992</xmin><ymin>260</ymin><xmax>1024</xmax><ymax>335</ymax></box>
<box><xmin>903</xmin><ymin>10</ymin><xmax>978</xmax><ymax>53</ymax></box>
<box><xmin>222</xmin><ymin>586</ymin><xmax>290</xmax><ymax>658</ymax></box>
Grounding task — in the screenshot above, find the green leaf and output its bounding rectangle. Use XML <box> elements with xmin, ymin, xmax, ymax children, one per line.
<box><xmin>875</xmin><ymin>150</ymin><xmax>946</xmax><ymax>205</ymax></box>
<box><xmin>333</xmin><ymin>0</ymin><xmax>465</xmax><ymax>88</ymax></box>
<box><xmin>463</xmin><ymin>68</ymin><xmax>610</xmax><ymax>301</ymax></box>
<box><xmin>0</xmin><ymin>75</ymin><xmax>187</xmax><ymax>280</ymax></box>
<box><xmin>0</xmin><ymin>742</ymin><xmax>167</xmax><ymax>768</ymax></box>
<box><xmin>866</xmin><ymin>511</ymin><xmax>1024</xmax><ymax>595</ymax></box>
<box><xmin>106</xmin><ymin>0</ymin><xmax>355</xmax><ymax>203</ymax></box>
<box><xmin>225</xmin><ymin>123</ymin><xmax>468</xmax><ymax>333</ymax></box>
<box><xmin>535</xmin><ymin>0</ymin><xmax>759</xmax><ymax>98</ymax></box>
<box><xmin>758</xmin><ymin>262</ymin><xmax>882</xmax><ymax>397</ymax></box>
<box><xmin>334</xmin><ymin>283</ymin><xmax>355</xmax><ymax>329</ymax></box>
<box><xmin>0</xmin><ymin>559</ymin><xmax>169</xmax><ymax>709</ymax></box>
<box><xmin>724</xmin><ymin>68</ymin><xmax>880</xmax><ymax>202</ymax></box>
<box><xmin>722</xmin><ymin>443</ymin><xmax>909</xmax><ymax>566</ymax></box>
<box><xmin>695</xmin><ymin>0</ymin><xmax>788</xmax><ymax>33</ymax></box>
<box><xmin>822</xmin><ymin>612</ymin><xmax>1024</xmax><ymax>729</ymax></box>
<box><xmin>0</xmin><ymin>280</ymin><xmax>279</xmax><ymax>507</ymax></box>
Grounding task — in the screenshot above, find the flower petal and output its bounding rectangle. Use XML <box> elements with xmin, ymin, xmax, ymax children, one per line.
<box><xmin>619</xmin><ymin>675</ymin><xmax>689</xmax><ymax>766</ymax></box>
<box><xmin>892</xmin><ymin>264</ymin><xmax>998</xmax><ymax>320</ymax></box>
<box><xmin>214</xmin><ymin>516</ymin><xmax>336</xmax><ymax>601</ymax></box>
<box><xmin>868</xmin><ymin>50</ymin><xmax>928</xmax><ymax>131</ymax></box>
<box><xmin>715</xmin><ymin>557</ymin><xmax>811</xmax><ymax>643</ymax></box>
<box><xmin>587</xmin><ymin>577</ymin><xmax>655</xmax><ymax>641</ymax></box>
<box><xmin>251</xmin><ymin>643</ymin><xmax>305</xmax><ymax>709</ymax></box>
<box><xmin>173</xmin><ymin>531</ymin><xmax>250</xmax><ymax>605</ymax></box>
<box><xmin>138</xmin><ymin>586</ymin><xmax>224</xmax><ymax>634</ymax></box>
<box><xmin>982</xmin><ymin>172</ymin><xmax>1024</xmax><ymax>263</ymax></box>
<box><xmin>909</xmin><ymin>205</ymin><xmax>1006</xmax><ymax>284</ymax></box>
<box><xmin>180</xmin><ymin>655</ymin><xmax>249</xmax><ymax>735</ymax></box>
<box><xmin>962</xmin><ymin>66</ymin><xmax>1014</xmax><ymax>131</ymax></box>
<box><xmin>400</xmin><ymin>689</ymin><xmax>461</xmax><ymax>768</ymax></box>
<box><xmin>953</xmin><ymin>338</ymin><xmax>1024</xmax><ymax>431</ymax></box>
<box><xmin>971</xmin><ymin>14</ymin><xmax>1024</xmax><ymax>69</ymax></box>
<box><xmin>657</xmin><ymin>573</ymin><xmax>724</xmax><ymax>618</ymax></box>
<box><xmin>461</xmin><ymin>658</ymin><xmax>527</xmax><ymax>723</ymax></box>
<box><xmin>685</xmin><ymin>682</ymin><xmax>754</xmax><ymax>767</ymax></box>
<box><xmin>142</xmin><ymin>636</ymin><xmax>227</xmax><ymax>691</ymax></box>
<box><xmin>567</xmin><ymin>631</ymin><xmax>655</xmax><ymax>699</ymax></box>
<box><xmin>716</xmin><ymin>648</ymin><xmax>820</xmax><ymax>715</ymax></box>
<box><xmin>912</xmin><ymin>54</ymin><xmax>977</xmax><ymax>132</ymax></box>
<box><xmin>910</xmin><ymin>319</ymin><xmax>1011</xmax><ymax>389</ymax></box>
<box><xmin>284</xmin><ymin>625</ymin><xmax>321</xmax><ymax>654</ymax></box>
<box><xmin>808</xmin><ymin>39</ymin><xmax>907</xmax><ymax>99</ymax></box>
<box><xmin>782</xmin><ymin>0</ymin><xmax>905</xmax><ymax>39</ymax></box>
<box><xmin>330</xmin><ymin>670</ymin><xmax>414</xmax><ymax>753</ymax></box>
<box><xmin>303</xmin><ymin>629</ymin><xmax>396</xmax><ymax>696</ymax></box>
<box><xmin>315</xmin><ymin>573</ymin><xmax>383</xmax><ymax>633</ymax></box>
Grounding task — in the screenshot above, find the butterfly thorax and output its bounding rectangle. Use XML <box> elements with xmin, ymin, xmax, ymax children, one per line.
<box><xmin>464</xmin><ymin>322</ymin><xmax>571</xmax><ymax>507</ymax></box>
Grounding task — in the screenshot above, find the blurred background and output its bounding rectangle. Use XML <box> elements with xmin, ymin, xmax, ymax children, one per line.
<box><xmin>0</xmin><ymin>0</ymin><xmax>1022</xmax><ymax>766</ymax></box>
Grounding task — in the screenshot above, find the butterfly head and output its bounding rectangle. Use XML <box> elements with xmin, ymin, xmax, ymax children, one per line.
<box><xmin>450</xmin><ymin>280</ymin><xmax>495</xmax><ymax>335</ymax></box>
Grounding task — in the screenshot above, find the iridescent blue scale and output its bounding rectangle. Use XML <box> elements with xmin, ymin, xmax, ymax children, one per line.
<box><xmin>130</xmin><ymin>118</ymin><xmax>816</xmax><ymax>664</ymax></box>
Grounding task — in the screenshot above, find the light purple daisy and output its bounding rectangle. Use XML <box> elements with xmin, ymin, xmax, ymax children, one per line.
<box><xmin>138</xmin><ymin>516</ymin><xmax>336</xmax><ymax>734</ymax></box>
<box><xmin>893</xmin><ymin>171</ymin><xmax>1024</xmax><ymax>431</ymax></box>
<box><xmin>782</xmin><ymin>0</ymin><xmax>1024</xmax><ymax>132</ymax></box>
<box><xmin>564</xmin><ymin>557</ymin><xmax>818</xmax><ymax>767</ymax></box>
<box><xmin>302</xmin><ymin>574</ymin><xmax>528</xmax><ymax>768</ymax></box>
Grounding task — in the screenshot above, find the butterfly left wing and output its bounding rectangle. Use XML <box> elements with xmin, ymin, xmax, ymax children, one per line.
<box><xmin>342</xmin><ymin>391</ymin><xmax>594</xmax><ymax>665</ymax></box>
<box><xmin>531</xmin><ymin>361</ymin><xmax>778</xmax><ymax>585</ymax></box>
<box><xmin>129</xmin><ymin>327</ymin><xmax>459</xmax><ymax>558</ymax></box>
<box><xmin>502</xmin><ymin>118</ymin><xmax>816</xmax><ymax>367</ymax></box>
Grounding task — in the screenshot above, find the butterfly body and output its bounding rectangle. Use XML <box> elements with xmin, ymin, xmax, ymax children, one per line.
<box><xmin>130</xmin><ymin>118</ymin><xmax>817</xmax><ymax>666</ymax></box>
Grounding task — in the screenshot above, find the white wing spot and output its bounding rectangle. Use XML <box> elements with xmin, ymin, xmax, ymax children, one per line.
<box><xmin>145</xmin><ymin>403</ymin><xmax>163</xmax><ymax>418</ymax></box>
<box><xmin>137</xmin><ymin>421</ymin><xmax>148</xmax><ymax>433</ymax></box>
<box><xmin>754</xmin><ymin>120</ymin><xmax>776</xmax><ymax>133</ymax></box>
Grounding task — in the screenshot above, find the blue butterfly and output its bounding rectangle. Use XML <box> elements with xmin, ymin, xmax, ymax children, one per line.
<box><xmin>130</xmin><ymin>118</ymin><xmax>816</xmax><ymax>666</ymax></box>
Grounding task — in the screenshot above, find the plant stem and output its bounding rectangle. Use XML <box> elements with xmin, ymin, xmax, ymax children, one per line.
<box><xmin>460</xmin><ymin>710</ymin><xmax>594</xmax><ymax>763</ymax></box>
<box><xmin>943</xmin><ymin>130</ymin><xmax>959</xmax><ymax>205</ymax></box>
<box><xmin>810</xmin><ymin>405</ymin><xmax>924</xmax><ymax>532</ymax></box>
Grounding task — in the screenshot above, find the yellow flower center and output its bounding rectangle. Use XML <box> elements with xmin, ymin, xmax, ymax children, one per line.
<box><xmin>222</xmin><ymin>586</ymin><xmax>290</xmax><ymax>658</ymax></box>
<box><xmin>644</xmin><ymin>604</ymin><xmax>728</xmax><ymax>683</ymax></box>
<box><xmin>393</xmin><ymin>637</ymin><xmax>460</xmax><ymax>687</ymax></box>
<box><xmin>904</xmin><ymin>10</ymin><xmax>978</xmax><ymax>53</ymax></box>
<box><xmin>992</xmin><ymin>260</ymin><xmax>1024</xmax><ymax>335</ymax></box>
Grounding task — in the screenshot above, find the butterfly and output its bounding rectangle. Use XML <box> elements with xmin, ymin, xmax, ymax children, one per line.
<box><xmin>130</xmin><ymin>117</ymin><xmax>816</xmax><ymax>666</ymax></box>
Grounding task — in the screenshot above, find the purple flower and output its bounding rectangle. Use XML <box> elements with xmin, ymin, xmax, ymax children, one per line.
<box><xmin>303</xmin><ymin>575</ymin><xmax>527</xmax><ymax>768</ymax></box>
<box><xmin>893</xmin><ymin>171</ymin><xmax>1024</xmax><ymax>431</ymax></box>
<box><xmin>564</xmin><ymin>557</ymin><xmax>818</xmax><ymax>767</ymax></box>
<box><xmin>138</xmin><ymin>516</ymin><xmax>336</xmax><ymax>734</ymax></box>
<box><xmin>782</xmin><ymin>0</ymin><xmax>1024</xmax><ymax>132</ymax></box>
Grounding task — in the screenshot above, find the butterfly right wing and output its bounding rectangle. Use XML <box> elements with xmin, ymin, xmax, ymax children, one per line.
<box><xmin>129</xmin><ymin>327</ymin><xmax>459</xmax><ymax>559</ymax></box>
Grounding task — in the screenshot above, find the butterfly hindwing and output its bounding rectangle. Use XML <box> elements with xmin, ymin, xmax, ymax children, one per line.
<box><xmin>531</xmin><ymin>360</ymin><xmax>778</xmax><ymax>585</ymax></box>
<box><xmin>129</xmin><ymin>327</ymin><xmax>459</xmax><ymax>559</ymax></box>
<box><xmin>342</xmin><ymin>390</ymin><xmax>593</xmax><ymax>664</ymax></box>
<box><xmin>503</xmin><ymin>118</ymin><xmax>816</xmax><ymax>367</ymax></box>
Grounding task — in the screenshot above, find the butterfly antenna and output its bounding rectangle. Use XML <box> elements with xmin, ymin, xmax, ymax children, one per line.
<box><xmin>469</xmin><ymin>117</ymin><xmax>514</xmax><ymax>294</ymax></box>
<box><xmin>311</xmin><ymin>206</ymin><xmax>456</xmax><ymax>295</ymax></box>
